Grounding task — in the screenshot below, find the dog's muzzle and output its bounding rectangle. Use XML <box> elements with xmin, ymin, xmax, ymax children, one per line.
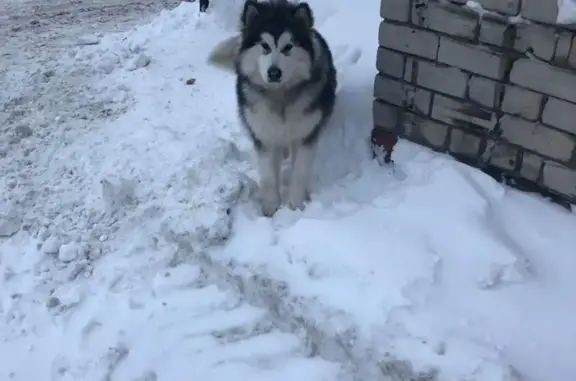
<box><xmin>267</xmin><ymin>66</ymin><xmax>282</xmax><ymax>82</ymax></box>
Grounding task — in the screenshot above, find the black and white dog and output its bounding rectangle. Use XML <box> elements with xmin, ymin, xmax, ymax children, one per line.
<box><xmin>208</xmin><ymin>0</ymin><xmax>337</xmax><ymax>216</ymax></box>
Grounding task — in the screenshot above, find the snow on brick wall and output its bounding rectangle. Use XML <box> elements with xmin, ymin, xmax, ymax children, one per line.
<box><xmin>372</xmin><ymin>0</ymin><xmax>576</xmax><ymax>206</ymax></box>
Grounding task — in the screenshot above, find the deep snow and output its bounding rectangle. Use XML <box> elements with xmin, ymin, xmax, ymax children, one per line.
<box><xmin>1</xmin><ymin>0</ymin><xmax>576</xmax><ymax>381</ymax></box>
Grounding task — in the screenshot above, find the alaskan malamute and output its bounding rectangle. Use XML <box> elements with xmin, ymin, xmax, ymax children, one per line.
<box><xmin>208</xmin><ymin>0</ymin><xmax>337</xmax><ymax>216</ymax></box>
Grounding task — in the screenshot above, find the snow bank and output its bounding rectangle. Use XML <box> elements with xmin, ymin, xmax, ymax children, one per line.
<box><xmin>2</xmin><ymin>0</ymin><xmax>576</xmax><ymax>381</ymax></box>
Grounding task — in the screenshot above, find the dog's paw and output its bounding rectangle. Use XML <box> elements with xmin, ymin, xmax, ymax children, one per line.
<box><xmin>259</xmin><ymin>190</ymin><xmax>281</xmax><ymax>217</ymax></box>
<box><xmin>287</xmin><ymin>190</ymin><xmax>310</xmax><ymax>211</ymax></box>
<box><xmin>287</xmin><ymin>200</ymin><xmax>305</xmax><ymax>211</ymax></box>
<box><xmin>261</xmin><ymin>199</ymin><xmax>281</xmax><ymax>217</ymax></box>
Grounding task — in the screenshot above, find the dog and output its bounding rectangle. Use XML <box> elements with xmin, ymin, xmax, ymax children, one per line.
<box><xmin>208</xmin><ymin>0</ymin><xmax>337</xmax><ymax>216</ymax></box>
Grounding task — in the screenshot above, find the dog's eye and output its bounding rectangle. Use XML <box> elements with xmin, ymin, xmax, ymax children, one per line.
<box><xmin>281</xmin><ymin>44</ymin><xmax>293</xmax><ymax>54</ymax></box>
<box><xmin>261</xmin><ymin>42</ymin><xmax>271</xmax><ymax>54</ymax></box>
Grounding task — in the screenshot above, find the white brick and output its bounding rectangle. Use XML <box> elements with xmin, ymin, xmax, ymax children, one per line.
<box><xmin>374</xmin><ymin>75</ymin><xmax>432</xmax><ymax>115</ymax></box>
<box><xmin>373</xmin><ymin>100</ymin><xmax>399</xmax><ymax>131</ymax></box>
<box><xmin>555</xmin><ymin>33</ymin><xmax>572</xmax><ymax>63</ymax></box>
<box><xmin>469</xmin><ymin>76</ymin><xmax>498</xmax><ymax>108</ymax></box>
<box><xmin>501</xmin><ymin>85</ymin><xmax>543</xmax><ymax>121</ymax></box>
<box><xmin>488</xmin><ymin>143</ymin><xmax>519</xmax><ymax>171</ymax></box>
<box><xmin>520</xmin><ymin>152</ymin><xmax>543</xmax><ymax>181</ymax></box>
<box><xmin>381</xmin><ymin>0</ymin><xmax>411</xmax><ymax>21</ymax></box>
<box><xmin>376</xmin><ymin>48</ymin><xmax>405</xmax><ymax>78</ymax></box>
<box><xmin>432</xmin><ymin>95</ymin><xmax>496</xmax><ymax>130</ymax></box>
<box><xmin>500</xmin><ymin>115</ymin><xmax>575</xmax><ymax>161</ymax></box>
<box><xmin>449</xmin><ymin>128</ymin><xmax>482</xmax><ymax>157</ymax></box>
<box><xmin>542</xmin><ymin>98</ymin><xmax>576</xmax><ymax>135</ymax></box>
<box><xmin>379</xmin><ymin>21</ymin><xmax>439</xmax><ymax>60</ymax></box>
<box><xmin>438</xmin><ymin>37</ymin><xmax>507</xmax><ymax>79</ymax></box>
<box><xmin>514</xmin><ymin>23</ymin><xmax>556</xmax><ymax>62</ymax></box>
<box><xmin>413</xmin><ymin>1</ymin><xmax>478</xmax><ymax>40</ymax></box>
<box><xmin>521</xmin><ymin>0</ymin><xmax>559</xmax><ymax>24</ymax></box>
<box><xmin>510</xmin><ymin>59</ymin><xmax>576</xmax><ymax>104</ymax></box>
<box><xmin>543</xmin><ymin>162</ymin><xmax>576</xmax><ymax>197</ymax></box>
<box><xmin>403</xmin><ymin>113</ymin><xmax>450</xmax><ymax>148</ymax></box>
<box><xmin>416</xmin><ymin>61</ymin><xmax>469</xmax><ymax>97</ymax></box>
<box><xmin>479</xmin><ymin>18</ymin><xmax>509</xmax><ymax>47</ymax></box>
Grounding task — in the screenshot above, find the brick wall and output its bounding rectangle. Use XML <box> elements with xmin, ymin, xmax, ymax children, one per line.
<box><xmin>372</xmin><ymin>0</ymin><xmax>576</xmax><ymax>205</ymax></box>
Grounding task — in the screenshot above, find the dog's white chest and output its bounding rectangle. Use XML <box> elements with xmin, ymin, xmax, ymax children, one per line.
<box><xmin>244</xmin><ymin>96</ymin><xmax>322</xmax><ymax>147</ymax></box>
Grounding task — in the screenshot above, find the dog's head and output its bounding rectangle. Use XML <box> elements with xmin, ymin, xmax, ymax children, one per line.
<box><xmin>237</xmin><ymin>0</ymin><xmax>316</xmax><ymax>90</ymax></box>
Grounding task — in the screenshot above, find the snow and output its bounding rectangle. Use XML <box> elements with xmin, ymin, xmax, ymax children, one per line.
<box><xmin>558</xmin><ymin>0</ymin><xmax>576</xmax><ymax>24</ymax></box>
<box><xmin>1</xmin><ymin>0</ymin><xmax>576</xmax><ymax>380</ymax></box>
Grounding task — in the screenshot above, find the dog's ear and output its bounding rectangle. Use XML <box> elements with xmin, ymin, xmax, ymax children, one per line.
<box><xmin>241</xmin><ymin>0</ymin><xmax>261</xmax><ymax>27</ymax></box>
<box><xmin>292</xmin><ymin>2</ymin><xmax>314</xmax><ymax>28</ymax></box>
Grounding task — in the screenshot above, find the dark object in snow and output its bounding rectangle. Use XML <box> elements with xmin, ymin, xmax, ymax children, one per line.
<box><xmin>185</xmin><ymin>78</ymin><xmax>196</xmax><ymax>85</ymax></box>
<box><xmin>185</xmin><ymin>0</ymin><xmax>209</xmax><ymax>12</ymax></box>
<box><xmin>371</xmin><ymin>129</ymin><xmax>397</xmax><ymax>164</ymax></box>
<box><xmin>15</xmin><ymin>124</ymin><xmax>33</xmax><ymax>138</ymax></box>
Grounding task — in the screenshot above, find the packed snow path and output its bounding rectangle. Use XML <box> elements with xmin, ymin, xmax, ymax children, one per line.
<box><xmin>2</xmin><ymin>0</ymin><xmax>576</xmax><ymax>381</ymax></box>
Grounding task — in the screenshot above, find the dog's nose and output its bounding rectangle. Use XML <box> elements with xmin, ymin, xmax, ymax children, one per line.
<box><xmin>267</xmin><ymin>67</ymin><xmax>282</xmax><ymax>82</ymax></box>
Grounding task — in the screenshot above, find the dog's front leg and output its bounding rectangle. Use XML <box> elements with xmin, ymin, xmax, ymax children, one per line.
<box><xmin>257</xmin><ymin>147</ymin><xmax>282</xmax><ymax>217</ymax></box>
<box><xmin>287</xmin><ymin>142</ymin><xmax>315</xmax><ymax>211</ymax></box>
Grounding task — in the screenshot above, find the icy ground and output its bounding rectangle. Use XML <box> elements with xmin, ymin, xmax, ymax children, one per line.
<box><xmin>1</xmin><ymin>0</ymin><xmax>576</xmax><ymax>380</ymax></box>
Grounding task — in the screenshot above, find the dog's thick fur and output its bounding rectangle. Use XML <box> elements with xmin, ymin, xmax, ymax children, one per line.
<box><xmin>208</xmin><ymin>0</ymin><xmax>337</xmax><ymax>216</ymax></box>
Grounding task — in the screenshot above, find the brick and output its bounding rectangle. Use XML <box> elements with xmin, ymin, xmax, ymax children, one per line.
<box><xmin>520</xmin><ymin>152</ymin><xmax>543</xmax><ymax>181</ymax></box>
<box><xmin>373</xmin><ymin>100</ymin><xmax>400</xmax><ymax>131</ymax></box>
<box><xmin>412</xmin><ymin>1</ymin><xmax>478</xmax><ymax>41</ymax></box>
<box><xmin>403</xmin><ymin>113</ymin><xmax>449</xmax><ymax>148</ymax></box>
<box><xmin>374</xmin><ymin>75</ymin><xmax>432</xmax><ymax>115</ymax></box>
<box><xmin>379</xmin><ymin>21</ymin><xmax>439</xmax><ymax>60</ymax></box>
<box><xmin>487</xmin><ymin>142</ymin><xmax>519</xmax><ymax>170</ymax></box>
<box><xmin>501</xmin><ymin>85</ymin><xmax>543</xmax><ymax>121</ymax></box>
<box><xmin>416</xmin><ymin>60</ymin><xmax>469</xmax><ymax>97</ymax></box>
<box><xmin>449</xmin><ymin>128</ymin><xmax>482</xmax><ymax>158</ymax></box>
<box><xmin>432</xmin><ymin>94</ymin><xmax>497</xmax><ymax>131</ymax></box>
<box><xmin>404</xmin><ymin>57</ymin><xmax>416</xmax><ymax>82</ymax></box>
<box><xmin>468</xmin><ymin>76</ymin><xmax>499</xmax><ymax>108</ymax></box>
<box><xmin>521</xmin><ymin>0</ymin><xmax>559</xmax><ymax>25</ymax></box>
<box><xmin>500</xmin><ymin>115</ymin><xmax>575</xmax><ymax>161</ymax></box>
<box><xmin>381</xmin><ymin>0</ymin><xmax>411</xmax><ymax>21</ymax></box>
<box><xmin>479</xmin><ymin>17</ymin><xmax>510</xmax><ymax>47</ymax></box>
<box><xmin>514</xmin><ymin>23</ymin><xmax>556</xmax><ymax>61</ymax></box>
<box><xmin>510</xmin><ymin>59</ymin><xmax>576</xmax><ymax>104</ymax></box>
<box><xmin>554</xmin><ymin>33</ymin><xmax>572</xmax><ymax>64</ymax></box>
<box><xmin>542</xmin><ymin>98</ymin><xmax>576</xmax><ymax>135</ymax></box>
<box><xmin>376</xmin><ymin>48</ymin><xmax>405</xmax><ymax>79</ymax></box>
<box><xmin>568</xmin><ymin>36</ymin><xmax>576</xmax><ymax>68</ymax></box>
<box><xmin>475</xmin><ymin>0</ymin><xmax>520</xmax><ymax>15</ymax></box>
<box><xmin>438</xmin><ymin>37</ymin><xmax>508</xmax><ymax>79</ymax></box>
<box><xmin>543</xmin><ymin>162</ymin><xmax>576</xmax><ymax>196</ymax></box>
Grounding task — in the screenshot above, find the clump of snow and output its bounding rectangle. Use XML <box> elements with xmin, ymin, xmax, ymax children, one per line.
<box><xmin>557</xmin><ymin>0</ymin><xmax>576</xmax><ymax>24</ymax></box>
<box><xmin>465</xmin><ymin>1</ymin><xmax>528</xmax><ymax>24</ymax></box>
<box><xmin>41</xmin><ymin>235</ymin><xmax>61</xmax><ymax>254</ymax></box>
<box><xmin>466</xmin><ymin>1</ymin><xmax>490</xmax><ymax>16</ymax></box>
<box><xmin>58</xmin><ymin>242</ymin><xmax>81</xmax><ymax>263</ymax></box>
<box><xmin>125</xmin><ymin>53</ymin><xmax>151</xmax><ymax>71</ymax></box>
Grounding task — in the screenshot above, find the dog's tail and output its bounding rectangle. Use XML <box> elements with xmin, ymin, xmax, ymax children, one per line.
<box><xmin>207</xmin><ymin>34</ymin><xmax>242</xmax><ymax>73</ymax></box>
